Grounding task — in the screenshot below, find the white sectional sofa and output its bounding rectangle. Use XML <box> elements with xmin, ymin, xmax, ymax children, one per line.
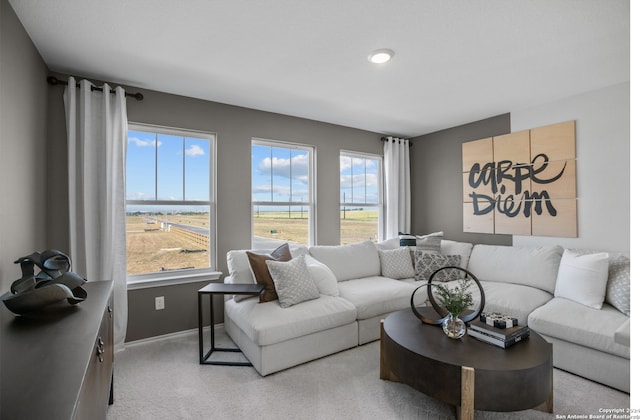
<box><xmin>223</xmin><ymin>239</ymin><xmax>630</xmax><ymax>392</ymax></box>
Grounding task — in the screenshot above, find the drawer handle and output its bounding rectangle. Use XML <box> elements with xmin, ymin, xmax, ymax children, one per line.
<box><xmin>97</xmin><ymin>337</ymin><xmax>105</xmax><ymax>363</ymax></box>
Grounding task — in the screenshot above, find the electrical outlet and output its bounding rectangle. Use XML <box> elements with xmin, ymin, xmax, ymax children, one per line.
<box><xmin>155</xmin><ymin>296</ymin><xmax>165</xmax><ymax>310</ymax></box>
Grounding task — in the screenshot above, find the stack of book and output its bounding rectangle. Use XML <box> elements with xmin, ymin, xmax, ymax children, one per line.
<box><xmin>468</xmin><ymin>316</ymin><xmax>530</xmax><ymax>348</ymax></box>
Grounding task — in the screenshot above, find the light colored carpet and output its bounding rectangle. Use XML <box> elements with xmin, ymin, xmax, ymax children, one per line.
<box><xmin>107</xmin><ymin>326</ymin><xmax>629</xmax><ymax>420</ymax></box>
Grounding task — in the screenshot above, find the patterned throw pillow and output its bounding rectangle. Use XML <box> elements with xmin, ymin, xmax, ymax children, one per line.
<box><xmin>246</xmin><ymin>243</ymin><xmax>292</xmax><ymax>303</ymax></box>
<box><xmin>378</xmin><ymin>248</ymin><xmax>415</xmax><ymax>279</ymax></box>
<box><xmin>606</xmin><ymin>254</ymin><xmax>630</xmax><ymax>316</ymax></box>
<box><xmin>414</xmin><ymin>251</ymin><xmax>462</xmax><ymax>282</ymax></box>
<box><xmin>416</xmin><ymin>236</ymin><xmax>442</xmax><ymax>254</ymax></box>
<box><xmin>267</xmin><ymin>255</ymin><xmax>320</xmax><ymax>308</ymax></box>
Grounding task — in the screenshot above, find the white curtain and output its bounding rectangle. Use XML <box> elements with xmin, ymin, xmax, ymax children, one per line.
<box><xmin>384</xmin><ymin>137</ymin><xmax>411</xmax><ymax>239</ymax></box>
<box><xmin>64</xmin><ymin>77</ymin><xmax>128</xmax><ymax>350</ymax></box>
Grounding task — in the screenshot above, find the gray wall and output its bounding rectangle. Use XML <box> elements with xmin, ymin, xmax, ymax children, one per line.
<box><xmin>44</xmin><ymin>82</ymin><xmax>384</xmax><ymax>341</ymax></box>
<box><xmin>510</xmin><ymin>82</ymin><xmax>630</xmax><ymax>255</ymax></box>
<box><xmin>0</xmin><ymin>0</ymin><xmax>49</xmax><ymax>291</ymax></box>
<box><xmin>410</xmin><ymin>114</ymin><xmax>512</xmax><ymax>246</ymax></box>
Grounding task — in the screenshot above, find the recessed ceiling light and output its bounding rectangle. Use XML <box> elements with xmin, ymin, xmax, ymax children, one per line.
<box><xmin>368</xmin><ymin>49</ymin><xmax>394</xmax><ymax>64</ymax></box>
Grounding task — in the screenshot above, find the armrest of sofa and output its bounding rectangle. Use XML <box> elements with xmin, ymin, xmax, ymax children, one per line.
<box><xmin>614</xmin><ymin>318</ymin><xmax>630</xmax><ymax>347</ymax></box>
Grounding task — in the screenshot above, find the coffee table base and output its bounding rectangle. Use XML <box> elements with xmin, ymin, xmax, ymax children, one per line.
<box><xmin>380</xmin><ymin>319</ymin><xmax>553</xmax><ymax>420</ymax></box>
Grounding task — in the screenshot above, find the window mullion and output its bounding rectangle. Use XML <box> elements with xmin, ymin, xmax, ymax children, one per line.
<box><xmin>155</xmin><ymin>133</ymin><xmax>158</xmax><ymax>200</ymax></box>
<box><xmin>182</xmin><ymin>137</ymin><xmax>186</xmax><ymax>201</ymax></box>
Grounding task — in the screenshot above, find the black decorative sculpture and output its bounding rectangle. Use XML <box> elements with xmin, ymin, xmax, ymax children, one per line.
<box><xmin>410</xmin><ymin>266</ymin><xmax>485</xmax><ymax>325</ymax></box>
<box><xmin>2</xmin><ymin>250</ymin><xmax>87</xmax><ymax>315</ymax></box>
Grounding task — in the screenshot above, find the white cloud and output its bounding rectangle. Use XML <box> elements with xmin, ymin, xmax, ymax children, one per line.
<box><xmin>128</xmin><ymin>136</ymin><xmax>161</xmax><ymax>147</ymax></box>
<box><xmin>340</xmin><ymin>173</ymin><xmax>379</xmax><ymax>189</ymax></box>
<box><xmin>340</xmin><ymin>156</ymin><xmax>378</xmax><ymax>172</ymax></box>
<box><xmin>185</xmin><ymin>144</ymin><xmax>205</xmax><ymax>157</ymax></box>
<box><xmin>126</xmin><ymin>191</ymin><xmax>154</xmax><ymax>200</ymax></box>
<box><xmin>259</xmin><ymin>155</ymin><xmax>308</xmax><ymax>182</ymax></box>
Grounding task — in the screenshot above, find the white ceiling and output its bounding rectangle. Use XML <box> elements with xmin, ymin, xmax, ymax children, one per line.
<box><xmin>9</xmin><ymin>0</ymin><xmax>630</xmax><ymax>137</ymax></box>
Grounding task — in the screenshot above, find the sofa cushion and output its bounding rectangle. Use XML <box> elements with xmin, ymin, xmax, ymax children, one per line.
<box><xmin>554</xmin><ymin>250</ymin><xmax>609</xmax><ymax>309</ymax></box>
<box><xmin>267</xmin><ymin>255</ymin><xmax>320</xmax><ymax>308</ymax></box>
<box><xmin>414</xmin><ymin>252</ymin><xmax>462</xmax><ymax>282</ymax></box>
<box><xmin>440</xmin><ymin>240</ymin><xmax>473</xmax><ymax>271</ymax></box>
<box><xmin>467</xmin><ymin>244</ymin><xmax>563</xmax><ymax>294</ymax></box>
<box><xmin>304</xmin><ymin>255</ymin><xmax>339</xmax><ymax>296</ymax></box>
<box><xmin>614</xmin><ymin>318</ymin><xmax>630</xmax><ymax>347</ymax></box>
<box><xmin>376</xmin><ymin>237</ymin><xmax>400</xmax><ymax>250</ymax></box>
<box><xmin>474</xmin><ymin>281</ymin><xmax>553</xmax><ymax>326</ymax></box>
<box><xmin>247</xmin><ymin>243</ymin><xmax>292</xmax><ymax>303</ymax></box>
<box><xmin>224</xmin><ymin>295</ymin><xmax>357</xmax><ymax>346</ymax></box>
<box><xmin>378</xmin><ymin>247</ymin><xmax>415</xmax><ymax>279</ymax></box>
<box><xmin>337</xmin><ymin>276</ymin><xmax>418</xmax><ymax>319</ymax></box>
<box><xmin>528</xmin><ymin>297</ymin><xmax>630</xmax><ymax>359</ymax></box>
<box><xmin>309</xmin><ymin>240</ymin><xmax>380</xmax><ymax>281</ymax></box>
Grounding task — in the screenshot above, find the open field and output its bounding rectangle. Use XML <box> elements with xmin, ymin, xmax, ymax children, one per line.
<box><xmin>126</xmin><ymin>215</ymin><xmax>209</xmax><ymax>275</ymax></box>
<box><xmin>254</xmin><ymin>209</ymin><xmax>378</xmax><ymax>245</ymax></box>
<box><xmin>125</xmin><ymin>210</ymin><xmax>378</xmax><ymax>274</ymax></box>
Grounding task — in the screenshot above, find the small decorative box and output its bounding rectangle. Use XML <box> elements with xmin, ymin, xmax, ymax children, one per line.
<box><xmin>480</xmin><ymin>312</ymin><xmax>518</xmax><ymax>329</ymax></box>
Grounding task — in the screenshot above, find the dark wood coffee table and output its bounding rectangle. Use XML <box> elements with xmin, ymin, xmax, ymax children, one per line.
<box><xmin>380</xmin><ymin>309</ymin><xmax>553</xmax><ymax>420</ymax></box>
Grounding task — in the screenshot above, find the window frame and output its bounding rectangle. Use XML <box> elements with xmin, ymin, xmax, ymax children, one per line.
<box><xmin>339</xmin><ymin>150</ymin><xmax>384</xmax><ymax>244</ymax></box>
<box><xmin>126</xmin><ymin>122</ymin><xmax>219</xmax><ymax>289</ymax></box>
<box><xmin>251</xmin><ymin>137</ymin><xmax>317</xmax><ymax>248</ymax></box>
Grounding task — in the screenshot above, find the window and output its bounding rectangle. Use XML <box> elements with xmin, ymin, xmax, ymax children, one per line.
<box><xmin>251</xmin><ymin>139</ymin><xmax>315</xmax><ymax>248</ymax></box>
<box><xmin>126</xmin><ymin>124</ymin><xmax>216</xmax><ymax>281</ymax></box>
<box><xmin>340</xmin><ymin>151</ymin><xmax>383</xmax><ymax>244</ymax></box>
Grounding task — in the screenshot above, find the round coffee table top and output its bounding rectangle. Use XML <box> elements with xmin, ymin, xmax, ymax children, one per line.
<box><xmin>382</xmin><ymin>309</ymin><xmax>553</xmax><ymax>413</ymax></box>
<box><xmin>385</xmin><ymin>308</ymin><xmax>550</xmax><ymax>371</ymax></box>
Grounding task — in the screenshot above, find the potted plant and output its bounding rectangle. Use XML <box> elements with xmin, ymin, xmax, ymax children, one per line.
<box><xmin>433</xmin><ymin>277</ymin><xmax>474</xmax><ymax>339</ymax></box>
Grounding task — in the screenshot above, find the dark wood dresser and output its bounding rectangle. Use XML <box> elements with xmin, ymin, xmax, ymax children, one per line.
<box><xmin>1</xmin><ymin>280</ymin><xmax>114</xmax><ymax>419</ymax></box>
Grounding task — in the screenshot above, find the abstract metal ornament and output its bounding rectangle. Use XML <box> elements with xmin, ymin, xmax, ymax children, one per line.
<box><xmin>410</xmin><ymin>266</ymin><xmax>485</xmax><ymax>325</ymax></box>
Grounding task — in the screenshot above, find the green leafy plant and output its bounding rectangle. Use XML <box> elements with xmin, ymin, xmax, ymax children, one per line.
<box><xmin>433</xmin><ymin>278</ymin><xmax>474</xmax><ymax>317</ymax></box>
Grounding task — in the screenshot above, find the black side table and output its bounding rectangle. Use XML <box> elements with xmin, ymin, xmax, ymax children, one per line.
<box><xmin>198</xmin><ymin>282</ymin><xmax>264</xmax><ymax>365</ymax></box>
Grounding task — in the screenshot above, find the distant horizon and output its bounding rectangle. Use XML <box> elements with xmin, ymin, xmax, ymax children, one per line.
<box><xmin>126</xmin><ymin>206</ymin><xmax>370</xmax><ymax>215</ymax></box>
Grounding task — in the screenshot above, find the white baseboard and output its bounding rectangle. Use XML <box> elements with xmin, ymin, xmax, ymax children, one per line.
<box><xmin>120</xmin><ymin>323</ymin><xmax>225</xmax><ymax>351</ymax></box>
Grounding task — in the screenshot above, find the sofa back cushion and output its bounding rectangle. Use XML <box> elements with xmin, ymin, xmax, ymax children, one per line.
<box><xmin>467</xmin><ymin>244</ymin><xmax>563</xmax><ymax>293</ymax></box>
<box><xmin>309</xmin><ymin>240</ymin><xmax>380</xmax><ymax>281</ymax></box>
<box><xmin>440</xmin><ymin>240</ymin><xmax>473</xmax><ymax>271</ymax></box>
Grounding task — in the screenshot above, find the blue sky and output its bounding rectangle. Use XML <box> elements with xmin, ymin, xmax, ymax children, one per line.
<box><xmin>126</xmin><ymin>132</ymin><xmax>380</xmax><ymax>212</ymax></box>
<box><xmin>126</xmin><ymin>130</ymin><xmax>210</xmax><ymax>202</ymax></box>
<box><xmin>340</xmin><ymin>155</ymin><xmax>379</xmax><ymax>205</ymax></box>
<box><xmin>252</xmin><ymin>144</ymin><xmax>309</xmax><ymax>203</ymax></box>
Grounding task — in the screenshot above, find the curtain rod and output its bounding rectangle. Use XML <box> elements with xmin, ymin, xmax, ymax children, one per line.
<box><xmin>380</xmin><ymin>137</ymin><xmax>413</xmax><ymax>147</ymax></box>
<box><xmin>47</xmin><ymin>76</ymin><xmax>144</xmax><ymax>101</ymax></box>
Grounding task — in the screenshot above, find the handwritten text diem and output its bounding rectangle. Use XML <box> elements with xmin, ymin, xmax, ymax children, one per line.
<box><xmin>467</xmin><ymin>153</ymin><xmax>566</xmax><ymax>218</ymax></box>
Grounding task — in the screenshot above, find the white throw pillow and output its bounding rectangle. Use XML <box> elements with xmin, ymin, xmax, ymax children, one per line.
<box><xmin>554</xmin><ymin>250</ymin><xmax>609</xmax><ymax>309</ymax></box>
<box><xmin>266</xmin><ymin>255</ymin><xmax>320</xmax><ymax>308</ymax></box>
<box><xmin>304</xmin><ymin>255</ymin><xmax>339</xmax><ymax>296</ymax></box>
<box><xmin>378</xmin><ymin>248</ymin><xmax>415</xmax><ymax>279</ymax></box>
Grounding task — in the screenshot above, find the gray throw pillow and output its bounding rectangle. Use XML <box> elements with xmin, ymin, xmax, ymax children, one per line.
<box><xmin>414</xmin><ymin>251</ymin><xmax>462</xmax><ymax>282</ymax></box>
<box><xmin>378</xmin><ymin>247</ymin><xmax>415</xmax><ymax>279</ymax></box>
<box><xmin>606</xmin><ymin>254</ymin><xmax>630</xmax><ymax>316</ymax></box>
<box><xmin>416</xmin><ymin>236</ymin><xmax>442</xmax><ymax>253</ymax></box>
<box><xmin>266</xmin><ymin>255</ymin><xmax>320</xmax><ymax>308</ymax></box>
